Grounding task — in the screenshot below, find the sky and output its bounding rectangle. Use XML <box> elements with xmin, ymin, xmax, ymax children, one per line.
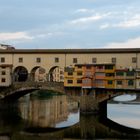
<box><xmin>0</xmin><ymin>0</ymin><xmax>140</xmax><ymax>49</ymax></box>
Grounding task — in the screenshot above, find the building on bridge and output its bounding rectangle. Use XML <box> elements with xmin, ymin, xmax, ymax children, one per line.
<box><xmin>64</xmin><ymin>63</ymin><xmax>138</xmax><ymax>90</ymax></box>
<box><xmin>64</xmin><ymin>63</ymin><xmax>116</xmax><ymax>89</ymax></box>
<box><xmin>0</xmin><ymin>47</ymin><xmax>140</xmax><ymax>88</ymax></box>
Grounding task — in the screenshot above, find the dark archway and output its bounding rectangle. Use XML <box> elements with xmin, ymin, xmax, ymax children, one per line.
<box><xmin>30</xmin><ymin>66</ymin><xmax>46</xmax><ymax>82</ymax></box>
<box><xmin>14</xmin><ymin>66</ymin><xmax>28</xmax><ymax>82</ymax></box>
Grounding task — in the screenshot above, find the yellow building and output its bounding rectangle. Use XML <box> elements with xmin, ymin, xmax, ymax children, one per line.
<box><xmin>64</xmin><ymin>67</ymin><xmax>77</xmax><ymax>87</ymax></box>
<box><xmin>104</xmin><ymin>64</ymin><xmax>115</xmax><ymax>89</ymax></box>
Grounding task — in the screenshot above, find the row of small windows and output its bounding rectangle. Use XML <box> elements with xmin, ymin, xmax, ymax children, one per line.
<box><xmin>107</xmin><ymin>80</ymin><xmax>134</xmax><ymax>86</ymax></box>
<box><xmin>116</xmin><ymin>71</ymin><xmax>135</xmax><ymax>76</ymax></box>
<box><xmin>67</xmin><ymin>71</ymin><xmax>136</xmax><ymax>77</ymax></box>
<box><xmin>67</xmin><ymin>79</ymin><xmax>82</xmax><ymax>84</ymax></box>
<box><xmin>67</xmin><ymin>79</ymin><xmax>134</xmax><ymax>86</ymax></box>
<box><xmin>116</xmin><ymin>80</ymin><xmax>134</xmax><ymax>86</ymax></box>
<box><xmin>0</xmin><ymin>57</ymin><xmax>138</xmax><ymax>63</ymax></box>
<box><xmin>67</xmin><ymin>71</ymin><xmax>83</xmax><ymax>76</ymax></box>
<box><xmin>19</xmin><ymin>57</ymin><xmax>60</xmax><ymax>63</ymax></box>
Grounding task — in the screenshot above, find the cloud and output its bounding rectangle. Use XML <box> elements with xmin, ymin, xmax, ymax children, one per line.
<box><xmin>116</xmin><ymin>14</ymin><xmax>140</xmax><ymax>28</ymax></box>
<box><xmin>75</xmin><ymin>8</ymin><xmax>94</xmax><ymax>13</ymax></box>
<box><xmin>70</xmin><ymin>14</ymin><xmax>104</xmax><ymax>25</ymax></box>
<box><xmin>32</xmin><ymin>31</ymin><xmax>66</xmax><ymax>40</ymax></box>
<box><xmin>0</xmin><ymin>32</ymin><xmax>33</xmax><ymax>41</ymax></box>
<box><xmin>100</xmin><ymin>23</ymin><xmax>110</xmax><ymax>29</ymax></box>
<box><xmin>104</xmin><ymin>37</ymin><xmax>140</xmax><ymax>48</ymax></box>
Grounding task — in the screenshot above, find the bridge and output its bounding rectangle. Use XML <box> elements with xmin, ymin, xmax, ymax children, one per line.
<box><xmin>0</xmin><ymin>81</ymin><xmax>65</xmax><ymax>100</ymax></box>
<box><xmin>0</xmin><ymin>81</ymin><xmax>136</xmax><ymax>114</ymax></box>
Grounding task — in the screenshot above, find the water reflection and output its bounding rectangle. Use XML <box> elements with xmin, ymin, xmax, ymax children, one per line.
<box><xmin>19</xmin><ymin>93</ymin><xmax>79</xmax><ymax>128</ymax></box>
<box><xmin>108</xmin><ymin>93</ymin><xmax>140</xmax><ymax>129</ymax></box>
<box><xmin>113</xmin><ymin>94</ymin><xmax>136</xmax><ymax>102</ymax></box>
<box><xmin>1</xmin><ymin>91</ymin><xmax>140</xmax><ymax>139</ymax></box>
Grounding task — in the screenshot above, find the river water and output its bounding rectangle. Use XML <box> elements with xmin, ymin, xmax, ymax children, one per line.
<box><xmin>1</xmin><ymin>90</ymin><xmax>140</xmax><ymax>139</ymax></box>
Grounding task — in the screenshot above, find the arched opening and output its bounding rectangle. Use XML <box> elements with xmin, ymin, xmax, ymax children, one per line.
<box><xmin>14</xmin><ymin>66</ymin><xmax>28</xmax><ymax>82</ymax></box>
<box><xmin>48</xmin><ymin>66</ymin><xmax>64</xmax><ymax>82</ymax></box>
<box><xmin>30</xmin><ymin>66</ymin><xmax>46</xmax><ymax>82</ymax></box>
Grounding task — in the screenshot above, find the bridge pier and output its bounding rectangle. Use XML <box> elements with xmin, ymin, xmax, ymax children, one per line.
<box><xmin>80</xmin><ymin>88</ymin><xmax>99</xmax><ymax>114</ymax></box>
<box><xmin>80</xmin><ymin>95</ymin><xmax>99</xmax><ymax>114</ymax></box>
<box><xmin>80</xmin><ymin>88</ymin><xmax>109</xmax><ymax>114</ymax></box>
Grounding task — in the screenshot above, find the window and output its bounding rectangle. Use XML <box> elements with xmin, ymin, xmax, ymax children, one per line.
<box><xmin>106</xmin><ymin>73</ymin><xmax>114</xmax><ymax>77</ymax></box>
<box><xmin>55</xmin><ymin>57</ymin><xmax>59</xmax><ymax>63</ymax></box>
<box><xmin>1</xmin><ymin>66</ymin><xmax>6</xmax><ymax>69</ymax></box>
<box><xmin>116</xmin><ymin>71</ymin><xmax>124</xmax><ymax>76</ymax></box>
<box><xmin>73</xmin><ymin>58</ymin><xmax>77</xmax><ymax>63</ymax></box>
<box><xmin>105</xmin><ymin>65</ymin><xmax>114</xmax><ymax>70</ymax></box>
<box><xmin>77</xmin><ymin>65</ymin><xmax>82</xmax><ymax>68</ymax></box>
<box><xmin>117</xmin><ymin>80</ymin><xmax>122</xmax><ymax>85</ymax></box>
<box><xmin>1</xmin><ymin>78</ymin><xmax>6</xmax><ymax>83</ymax></box>
<box><xmin>60</xmin><ymin>71</ymin><xmax>63</xmax><ymax>74</ymax></box>
<box><xmin>112</xmin><ymin>57</ymin><xmax>116</xmax><ymax>63</ymax></box>
<box><xmin>95</xmin><ymin>72</ymin><xmax>105</xmax><ymax>76</ymax></box>
<box><xmin>97</xmin><ymin>65</ymin><xmax>104</xmax><ymax>69</ymax></box>
<box><xmin>19</xmin><ymin>57</ymin><xmax>23</xmax><ymax>63</ymax></box>
<box><xmin>132</xmin><ymin>57</ymin><xmax>137</xmax><ymax>63</ymax></box>
<box><xmin>60</xmin><ymin>76</ymin><xmax>63</xmax><ymax>80</ymax></box>
<box><xmin>67</xmin><ymin>80</ymin><xmax>73</xmax><ymax>84</ymax></box>
<box><xmin>68</xmin><ymin>72</ymin><xmax>73</xmax><ymax>75</ymax></box>
<box><xmin>92</xmin><ymin>58</ymin><xmax>97</xmax><ymax>63</ymax></box>
<box><xmin>128</xmin><ymin>80</ymin><xmax>134</xmax><ymax>86</ymax></box>
<box><xmin>126</xmin><ymin>71</ymin><xmax>134</xmax><ymax>76</ymax></box>
<box><xmin>77</xmin><ymin>79</ymin><xmax>82</xmax><ymax>84</ymax></box>
<box><xmin>86</xmin><ymin>66</ymin><xmax>91</xmax><ymax>69</ymax></box>
<box><xmin>1</xmin><ymin>57</ymin><xmax>5</xmax><ymax>63</ymax></box>
<box><xmin>108</xmin><ymin>80</ymin><xmax>113</xmax><ymax>85</ymax></box>
<box><xmin>1</xmin><ymin>71</ymin><xmax>6</xmax><ymax>75</ymax></box>
<box><xmin>36</xmin><ymin>57</ymin><xmax>41</xmax><ymax>63</ymax></box>
<box><xmin>77</xmin><ymin>72</ymin><xmax>82</xmax><ymax>76</ymax></box>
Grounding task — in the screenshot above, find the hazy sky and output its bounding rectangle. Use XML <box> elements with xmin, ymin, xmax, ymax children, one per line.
<box><xmin>0</xmin><ymin>0</ymin><xmax>140</xmax><ymax>49</ymax></box>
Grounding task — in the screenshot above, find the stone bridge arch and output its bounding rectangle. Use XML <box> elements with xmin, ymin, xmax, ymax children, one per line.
<box><xmin>30</xmin><ymin>66</ymin><xmax>46</xmax><ymax>82</ymax></box>
<box><xmin>13</xmin><ymin>66</ymin><xmax>28</xmax><ymax>82</ymax></box>
<box><xmin>13</xmin><ymin>64</ymin><xmax>65</xmax><ymax>83</ymax></box>
<box><xmin>47</xmin><ymin>66</ymin><xmax>64</xmax><ymax>82</ymax></box>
